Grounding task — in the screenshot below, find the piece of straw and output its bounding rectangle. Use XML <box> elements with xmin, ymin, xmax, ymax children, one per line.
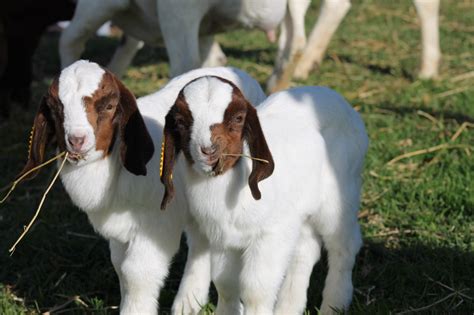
<box><xmin>0</xmin><ymin>152</ymin><xmax>67</xmax><ymax>204</ymax></box>
<box><xmin>8</xmin><ymin>152</ymin><xmax>69</xmax><ymax>254</ymax></box>
<box><xmin>221</xmin><ymin>153</ymin><xmax>270</xmax><ymax>164</ymax></box>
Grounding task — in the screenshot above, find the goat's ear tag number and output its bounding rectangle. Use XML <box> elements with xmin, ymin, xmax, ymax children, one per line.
<box><xmin>160</xmin><ymin>138</ymin><xmax>172</xmax><ymax>179</ymax></box>
<box><xmin>27</xmin><ymin>125</ymin><xmax>35</xmax><ymax>159</ymax></box>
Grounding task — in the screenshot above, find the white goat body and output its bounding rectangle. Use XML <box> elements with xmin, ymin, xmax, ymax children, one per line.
<box><xmin>162</xmin><ymin>81</ymin><xmax>368</xmax><ymax>314</ymax></box>
<box><xmin>22</xmin><ymin>62</ymin><xmax>266</xmax><ymax>315</ymax></box>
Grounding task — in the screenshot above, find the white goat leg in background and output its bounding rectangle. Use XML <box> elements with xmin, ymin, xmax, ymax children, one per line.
<box><xmin>59</xmin><ymin>0</ymin><xmax>127</xmax><ymax>69</ymax></box>
<box><xmin>274</xmin><ymin>224</ymin><xmax>323</xmax><ymax>315</ymax></box>
<box><xmin>267</xmin><ymin>0</ymin><xmax>310</xmax><ymax>92</ymax></box>
<box><xmin>200</xmin><ymin>36</ymin><xmax>228</xmax><ymax>68</ymax></box>
<box><xmin>108</xmin><ymin>36</ymin><xmax>144</xmax><ymax>77</ymax></box>
<box><xmin>293</xmin><ymin>0</ymin><xmax>351</xmax><ymax>80</ymax></box>
<box><xmin>294</xmin><ymin>0</ymin><xmax>440</xmax><ymax>80</ymax></box>
<box><xmin>157</xmin><ymin>0</ymin><xmax>209</xmax><ymax>77</ymax></box>
<box><xmin>414</xmin><ymin>0</ymin><xmax>441</xmax><ymax>78</ymax></box>
<box><xmin>172</xmin><ymin>223</ymin><xmax>211</xmax><ymax>315</ymax></box>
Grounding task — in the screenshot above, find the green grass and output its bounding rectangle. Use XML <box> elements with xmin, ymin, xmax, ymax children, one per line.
<box><xmin>1</xmin><ymin>0</ymin><xmax>473</xmax><ymax>313</ymax></box>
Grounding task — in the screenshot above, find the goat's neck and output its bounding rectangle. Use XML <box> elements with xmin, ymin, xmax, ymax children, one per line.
<box><xmin>183</xmin><ymin>157</ymin><xmax>251</xmax><ymax>212</ymax></box>
<box><xmin>60</xmin><ymin>148</ymin><xmax>121</xmax><ymax>213</ymax></box>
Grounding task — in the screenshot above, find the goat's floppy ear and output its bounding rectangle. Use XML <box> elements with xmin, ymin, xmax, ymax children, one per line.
<box><xmin>16</xmin><ymin>96</ymin><xmax>55</xmax><ymax>180</ymax></box>
<box><xmin>160</xmin><ymin>110</ymin><xmax>179</xmax><ymax>210</ymax></box>
<box><xmin>114</xmin><ymin>76</ymin><xmax>154</xmax><ymax>176</ymax></box>
<box><xmin>244</xmin><ymin>104</ymin><xmax>275</xmax><ymax>200</ymax></box>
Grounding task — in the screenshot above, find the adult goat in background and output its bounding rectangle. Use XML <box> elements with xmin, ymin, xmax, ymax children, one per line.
<box><xmin>59</xmin><ymin>0</ymin><xmax>308</xmax><ymax>90</ymax></box>
<box><xmin>160</xmin><ymin>77</ymin><xmax>369</xmax><ymax>314</ymax></box>
<box><xmin>15</xmin><ymin>61</ymin><xmax>266</xmax><ymax>314</ymax></box>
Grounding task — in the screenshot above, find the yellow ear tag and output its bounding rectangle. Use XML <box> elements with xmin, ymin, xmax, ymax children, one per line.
<box><xmin>160</xmin><ymin>138</ymin><xmax>172</xmax><ymax>179</ymax></box>
<box><xmin>27</xmin><ymin>125</ymin><xmax>35</xmax><ymax>159</ymax></box>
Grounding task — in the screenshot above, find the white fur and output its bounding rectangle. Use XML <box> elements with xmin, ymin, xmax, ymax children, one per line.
<box><xmin>59</xmin><ymin>60</ymin><xmax>105</xmax><ymax>160</ymax></box>
<box><xmin>56</xmin><ymin>61</ymin><xmax>267</xmax><ymax>314</ymax></box>
<box><xmin>183</xmin><ymin>77</ymin><xmax>233</xmax><ymax>174</ymax></box>
<box><xmin>292</xmin><ymin>0</ymin><xmax>441</xmax><ymax>80</ymax></box>
<box><xmin>175</xmin><ymin>82</ymin><xmax>368</xmax><ymax>314</ymax></box>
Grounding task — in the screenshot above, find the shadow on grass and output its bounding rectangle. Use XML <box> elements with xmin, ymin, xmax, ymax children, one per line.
<box><xmin>1</xmin><ymin>193</ymin><xmax>472</xmax><ymax>314</ymax></box>
<box><xmin>306</xmin><ymin>241</ymin><xmax>473</xmax><ymax>314</ymax></box>
<box><xmin>330</xmin><ymin>54</ymin><xmax>415</xmax><ymax>81</ymax></box>
<box><xmin>377</xmin><ymin>105</ymin><xmax>474</xmax><ymax>124</ymax></box>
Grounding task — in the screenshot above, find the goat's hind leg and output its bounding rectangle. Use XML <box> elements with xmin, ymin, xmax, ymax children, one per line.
<box><xmin>274</xmin><ymin>224</ymin><xmax>322</xmax><ymax>315</ymax></box>
<box><xmin>319</xmin><ymin>214</ymin><xmax>362</xmax><ymax>314</ymax></box>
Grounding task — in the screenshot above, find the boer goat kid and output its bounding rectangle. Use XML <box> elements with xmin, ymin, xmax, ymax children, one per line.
<box><xmin>160</xmin><ymin>78</ymin><xmax>368</xmax><ymax>314</ymax></box>
<box><xmin>16</xmin><ymin>60</ymin><xmax>266</xmax><ymax>314</ymax></box>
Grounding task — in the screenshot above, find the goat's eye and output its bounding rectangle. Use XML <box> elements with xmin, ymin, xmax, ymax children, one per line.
<box><xmin>106</xmin><ymin>104</ymin><xmax>114</xmax><ymax>111</ymax></box>
<box><xmin>233</xmin><ymin>115</ymin><xmax>244</xmax><ymax>124</ymax></box>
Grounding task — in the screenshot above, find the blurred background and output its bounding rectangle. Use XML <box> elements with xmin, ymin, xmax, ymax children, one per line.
<box><xmin>0</xmin><ymin>0</ymin><xmax>472</xmax><ymax>313</ymax></box>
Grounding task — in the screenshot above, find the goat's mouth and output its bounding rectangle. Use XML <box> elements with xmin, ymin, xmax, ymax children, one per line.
<box><xmin>66</xmin><ymin>151</ymin><xmax>85</xmax><ymax>163</ymax></box>
<box><xmin>210</xmin><ymin>158</ymin><xmax>225</xmax><ymax>176</ymax></box>
<box><xmin>208</xmin><ymin>153</ymin><xmax>239</xmax><ymax>176</ymax></box>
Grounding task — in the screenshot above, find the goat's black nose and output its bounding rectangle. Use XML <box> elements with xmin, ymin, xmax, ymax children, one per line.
<box><xmin>201</xmin><ymin>145</ymin><xmax>217</xmax><ymax>156</ymax></box>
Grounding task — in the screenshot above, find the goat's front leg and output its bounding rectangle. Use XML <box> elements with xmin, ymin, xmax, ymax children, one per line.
<box><xmin>212</xmin><ymin>248</ymin><xmax>243</xmax><ymax>315</ymax></box>
<box><xmin>157</xmin><ymin>0</ymin><xmax>210</xmax><ymax>77</ymax></box>
<box><xmin>240</xmin><ymin>230</ymin><xmax>299</xmax><ymax>315</ymax></box>
<box><xmin>108</xmin><ymin>35</ymin><xmax>144</xmax><ymax>77</ymax></box>
<box><xmin>293</xmin><ymin>0</ymin><xmax>351</xmax><ymax>79</ymax></box>
<box><xmin>172</xmin><ymin>221</ymin><xmax>211</xmax><ymax>315</ymax></box>
<box><xmin>59</xmin><ymin>0</ymin><xmax>128</xmax><ymax>69</ymax></box>
<box><xmin>118</xmin><ymin>232</ymin><xmax>180</xmax><ymax>315</ymax></box>
<box><xmin>109</xmin><ymin>239</ymin><xmax>127</xmax><ymax>303</ymax></box>
<box><xmin>413</xmin><ymin>0</ymin><xmax>440</xmax><ymax>78</ymax></box>
<box><xmin>274</xmin><ymin>224</ymin><xmax>322</xmax><ymax>315</ymax></box>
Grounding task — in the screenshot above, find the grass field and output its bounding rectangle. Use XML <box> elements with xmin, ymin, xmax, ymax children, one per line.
<box><xmin>1</xmin><ymin>0</ymin><xmax>473</xmax><ymax>313</ymax></box>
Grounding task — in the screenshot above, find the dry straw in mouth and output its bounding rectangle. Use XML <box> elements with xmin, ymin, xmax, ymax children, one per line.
<box><xmin>1</xmin><ymin>151</ymin><xmax>69</xmax><ymax>254</ymax></box>
<box><xmin>221</xmin><ymin>153</ymin><xmax>270</xmax><ymax>164</ymax></box>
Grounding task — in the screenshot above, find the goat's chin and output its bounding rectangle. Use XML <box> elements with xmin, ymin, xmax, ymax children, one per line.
<box><xmin>193</xmin><ymin>157</ymin><xmax>226</xmax><ymax>177</ymax></box>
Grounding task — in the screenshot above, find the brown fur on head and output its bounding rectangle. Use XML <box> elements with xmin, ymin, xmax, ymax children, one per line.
<box><xmin>17</xmin><ymin>62</ymin><xmax>154</xmax><ymax>181</ymax></box>
<box><xmin>160</xmin><ymin>76</ymin><xmax>274</xmax><ymax>210</ymax></box>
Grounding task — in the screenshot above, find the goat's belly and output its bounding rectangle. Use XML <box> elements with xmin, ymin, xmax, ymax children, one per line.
<box><xmin>237</xmin><ymin>0</ymin><xmax>286</xmax><ymax>31</ymax></box>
